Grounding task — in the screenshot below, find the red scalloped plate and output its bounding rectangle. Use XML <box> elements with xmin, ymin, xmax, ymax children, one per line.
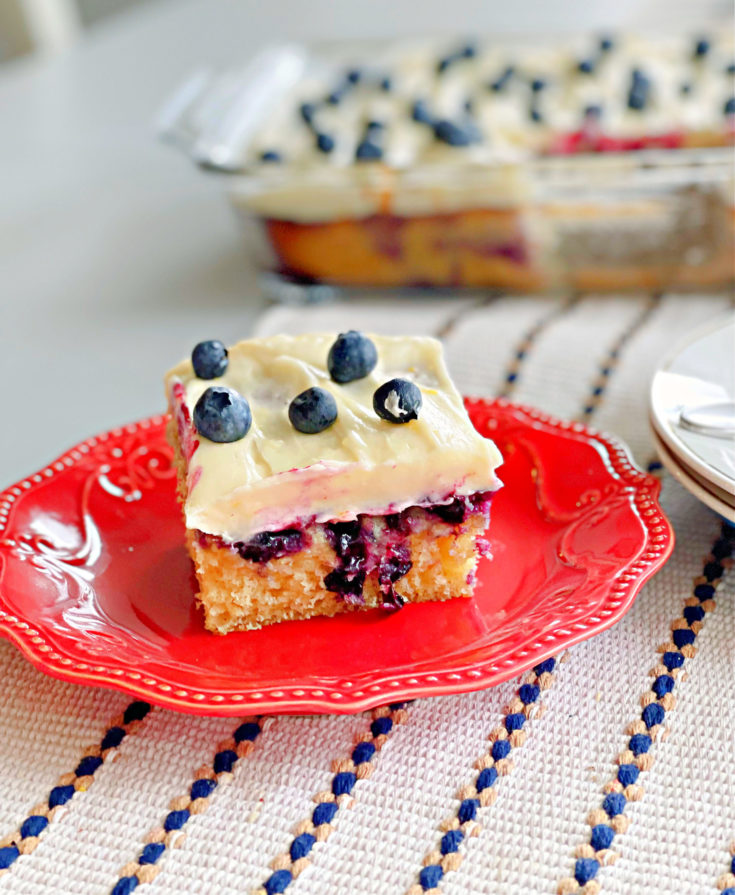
<box><xmin>0</xmin><ymin>399</ymin><xmax>673</xmax><ymax>715</ymax></box>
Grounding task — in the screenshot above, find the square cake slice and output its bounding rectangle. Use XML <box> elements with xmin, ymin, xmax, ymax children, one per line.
<box><xmin>165</xmin><ymin>332</ymin><xmax>502</xmax><ymax>633</ymax></box>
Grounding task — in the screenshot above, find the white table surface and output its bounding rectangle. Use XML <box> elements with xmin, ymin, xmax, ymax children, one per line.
<box><xmin>0</xmin><ymin>0</ymin><xmax>727</xmax><ymax>487</ymax></box>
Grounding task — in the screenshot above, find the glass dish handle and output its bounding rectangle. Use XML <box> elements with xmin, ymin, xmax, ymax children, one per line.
<box><xmin>156</xmin><ymin>44</ymin><xmax>307</xmax><ymax>173</ymax></box>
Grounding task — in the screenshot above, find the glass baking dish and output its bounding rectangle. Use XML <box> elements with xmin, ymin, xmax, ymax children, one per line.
<box><xmin>159</xmin><ymin>38</ymin><xmax>735</xmax><ymax>300</ymax></box>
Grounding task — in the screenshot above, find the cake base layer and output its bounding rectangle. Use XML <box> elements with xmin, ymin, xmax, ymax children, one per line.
<box><xmin>188</xmin><ymin>505</ymin><xmax>488</xmax><ymax>634</ymax></box>
<box><xmin>264</xmin><ymin>208</ymin><xmax>546</xmax><ymax>290</ymax></box>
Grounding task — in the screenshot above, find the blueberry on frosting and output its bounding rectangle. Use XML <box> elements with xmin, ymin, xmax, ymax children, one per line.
<box><xmin>725</xmin><ymin>97</ymin><xmax>735</xmax><ymax>115</ymax></box>
<box><xmin>328</xmin><ymin>331</ymin><xmax>378</xmax><ymax>383</ymax></box>
<box><xmin>288</xmin><ymin>387</ymin><xmax>338</xmax><ymax>434</ymax></box>
<box><xmin>373</xmin><ymin>378</ymin><xmax>422</xmax><ymax>424</ymax></box>
<box><xmin>490</xmin><ymin>66</ymin><xmax>515</xmax><ymax>92</ymax></box>
<box><xmin>694</xmin><ymin>38</ymin><xmax>711</xmax><ymax>58</ymax></box>
<box><xmin>356</xmin><ymin>122</ymin><xmax>384</xmax><ymax>160</ymax></box>
<box><xmin>193</xmin><ymin>387</ymin><xmax>251</xmax><ymax>443</ymax></box>
<box><xmin>434</xmin><ymin>119</ymin><xmax>480</xmax><ymax>146</ymax></box>
<box><xmin>412</xmin><ymin>99</ymin><xmax>434</xmax><ymax>124</ymax></box>
<box><xmin>260</xmin><ymin>150</ymin><xmax>282</xmax><ymax>163</ymax></box>
<box><xmin>299</xmin><ymin>102</ymin><xmax>316</xmax><ymax>125</ymax></box>
<box><xmin>192</xmin><ymin>340</ymin><xmax>228</xmax><ymax>380</ymax></box>
<box><xmin>436</xmin><ymin>55</ymin><xmax>454</xmax><ymax>75</ymax></box>
<box><xmin>327</xmin><ymin>84</ymin><xmax>348</xmax><ymax>105</ymax></box>
<box><xmin>316</xmin><ymin>132</ymin><xmax>335</xmax><ymax>153</ymax></box>
<box><xmin>627</xmin><ymin>69</ymin><xmax>650</xmax><ymax>110</ymax></box>
<box><xmin>355</xmin><ymin>140</ymin><xmax>383</xmax><ymax>161</ymax></box>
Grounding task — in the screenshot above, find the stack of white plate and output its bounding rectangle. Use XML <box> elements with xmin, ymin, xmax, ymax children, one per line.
<box><xmin>650</xmin><ymin>315</ymin><xmax>735</xmax><ymax>522</ymax></box>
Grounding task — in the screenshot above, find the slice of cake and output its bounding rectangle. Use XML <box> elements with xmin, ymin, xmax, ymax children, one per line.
<box><xmin>165</xmin><ymin>332</ymin><xmax>502</xmax><ymax>633</ymax></box>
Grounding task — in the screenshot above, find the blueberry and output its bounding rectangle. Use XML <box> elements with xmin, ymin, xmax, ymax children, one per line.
<box><xmin>599</xmin><ymin>36</ymin><xmax>614</xmax><ymax>52</ymax></box>
<box><xmin>327</xmin><ymin>86</ymin><xmax>347</xmax><ymax>105</ymax></box>
<box><xmin>460</xmin><ymin>43</ymin><xmax>477</xmax><ymax>58</ymax></box>
<box><xmin>727</xmin><ymin>62</ymin><xmax>735</xmax><ymax>75</ymax></box>
<box><xmin>577</xmin><ymin>59</ymin><xmax>595</xmax><ymax>74</ymax></box>
<box><xmin>316</xmin><ymin>132</ymin><xmax>335</xmax><ymax>153</ymax></box>
<box><xmin>260</xmin><ymin>150</ymin><xmax>282</xmax><ymax>163</ymax></box>
<box><xmin>584</xmin><ymin>104</ymin><xmax>603</xmax><ymax>118</ymax></box>
<box><xmin>373</xmin><ymin>378</ymin><xmax>422</xmax><ymax>424</ymax></box>
<box><xmin>412</xmin><ymin>99</ymin><xmax>434</xmax><ymax>124</ymax></box>
<box><xmin>529</xmin><ymin>106</ymin><xmax>543</xmax><ymax>123</ymax></box>
<box><xmin>191</xmin><ymin>340</ymin><xmax>228</xmax><ymax>380</ymax></box>
<box><xmin>288</xmin><ymin>387</ymin><xmax>338</xmax><ymax>434</ymax></box>
<box><xmin>355</xmin><ymin>140</ymin><xmax>383</xmax><ymax>161</ymax></box>
<box><xmin>346</xmin><ymin>68</ymin><xmax>362</xmax><ymax>84</ymax></box>
<box><xmin>299</xmin><ymin>102</ymin><xmax>316</xmax><ymax>125</ymax></box>
<box><xmin>531</xmin><ymin>78</ymin><xmax>547</xmax><ymax>92</ymax></box>
<box><xmin>380</xmin><ymin>76</ymin><xmax>393</xmax><ymax>91</ymax></box>
<box><xmin>437</xmin><ymin>56</ymin><xmax>454</xmax><ymax>75</ymax></box>
<box><xmin>628</xmin><ymin>72</ymin><xmax>650</xmax><ymax>110</ymax></box>
<box><xmin>680</xmin><ymin>82</ymin><xmax>692</xmax><ymax>95</ymax></box>
<box><xmin>725</xmin><ymin>97</ymin><xmax>735</xmax><ymax>115</ymax></box>
<box><xmin>694</xmin><ymin>38</ymin><xmax>710</xmax><ymax>58</ymax></box>
<box><xmin>628</xmin><ymin>89</ymin><xmax>646</xmax><ymax>110</ymax></box>
<box><xmin>490</xmin><ymin>66</ymin><xmax>514</xmax><ymax>92</ymax></box>
<box><xmin>237</xmin><ymin>529</ymin><xmax>305</xmax><ymax>563</ymax></box>
<box><xmin>429</xmin><ymin>497</ymin><xmax>466</xmax><ymax>524</ymax></box>
<box><xmin>193</xmin><ymin>387</ymin><xmax>251</xmax><ymax>443</ymax></box>
<box><xmin>366</xmin><ymin>120</ymin><xmax>385</xmax><ymax>133</ymax></box>
<box><xmin>328</xmin><ymin>331</ymin><xmax>378</xmax><ymax>382</ymax></box>
<box><xmin>433</xmin><ymin>119</ymin><xmax>475</xmax><ymax>146</ymax></box>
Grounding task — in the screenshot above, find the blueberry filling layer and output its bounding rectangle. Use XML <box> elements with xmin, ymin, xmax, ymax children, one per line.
<box><xmin>324</xmin><ymin>521</ymin><xmax>369</xmax><ymax>604</ymax></box>
<box><xmin>430</xmin><ymin>499</ymin><xmax>467</xmax><ymax>524</ymax></box>
<box><xmin>378</xmin><ymin>544</ymin><xmax>412</xmax><ymax>610</ymax></box>
<box><xmin>196</xmin><ymin>491</ymin><xmax>493</xmax><ymax>608</ymax></box>
<box><xmin>428</xmin><ymin>490</ymin><xmax>494</xmax><ymax>524</ymax></box>
<box><xmin>235</xmin><ymin>529</ymin><xmax>306</xmax><ymax>562</ymax></box>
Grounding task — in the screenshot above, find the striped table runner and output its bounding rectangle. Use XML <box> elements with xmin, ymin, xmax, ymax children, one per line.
<box><xmin>0</xmin><ymin>291</ymin><xmax>733</xmax><ymax>895</ymax></box>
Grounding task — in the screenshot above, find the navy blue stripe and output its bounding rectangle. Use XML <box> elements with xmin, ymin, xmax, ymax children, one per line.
<box><xmin>0</xmin><ymin>701</ymin><xmax>151</xmax><ymax>873</ymax></box>
<box><xmin>110</xmin><ymin>718</ymin><xmax>263</xmax><ymax>895</ymax></box>
<box><xmin>579</xmin><ymin>294</ymin><xmax>661</xmax><ymax>420</ymax></box>
<box><xmin>568</xmin><ymin>522</ymin><xmax>734</xmax><ymax>889</ymax></box>
<box><xmin>497</xmin><ymin>294</ymin><xmax>580</xmax><ymax>398</ymax></box>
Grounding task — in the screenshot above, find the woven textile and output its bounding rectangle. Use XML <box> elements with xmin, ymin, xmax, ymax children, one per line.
<box><xmin>0</xmin><ymin>291</ymin><xmax>733</xmax><ymax>895</ymax></box>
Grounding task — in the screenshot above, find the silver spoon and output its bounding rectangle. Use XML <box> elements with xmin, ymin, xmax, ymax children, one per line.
<box><xmin>679</xmin><ymin>401</ymin><xmax>735</xmax><ymax>439</ymax></box>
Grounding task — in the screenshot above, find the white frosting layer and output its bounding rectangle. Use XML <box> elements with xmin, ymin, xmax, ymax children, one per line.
<box><xmin>165</xmin><ymin>333</ymin><xmax>503</xmax><ymax>541</ymax></box>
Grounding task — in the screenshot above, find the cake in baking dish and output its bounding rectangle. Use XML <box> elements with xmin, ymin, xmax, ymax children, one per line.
<box><xmin>229</xmin><ymin>31</ymin><xmax>734</xmax><ymax>290</ymax></box>
<box><xmin>165</xmin><ymin>332</ymin><xmax>502</xmax><ymax>632</ymax></box>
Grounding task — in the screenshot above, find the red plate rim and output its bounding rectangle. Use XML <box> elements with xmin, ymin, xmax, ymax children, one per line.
<box><xmin>0</xmin><ymin>398</ymin><xmax>674</xmax><ymax>715</ymax></box>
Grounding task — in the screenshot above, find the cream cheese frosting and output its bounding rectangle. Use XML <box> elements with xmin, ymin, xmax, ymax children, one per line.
<box><xmin>165</xmin><ymin>333</ymin><xmax>502</xmax><ymax>541</ymax></box>
<box><xmin>227</xmin><ymin>32</ymin><xmax>733</xmax><ymax>221</ymax></box>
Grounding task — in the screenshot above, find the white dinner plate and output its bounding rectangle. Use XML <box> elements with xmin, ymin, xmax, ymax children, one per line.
<box><xmin>650</xmin><ymin>315</ymin><xmax>735</xmax><ymax>498</ymax></box>
<box><xmin>652</xmin><ymin>429</ymin><xmax>735</xmax><ymax>523</ymax></box>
